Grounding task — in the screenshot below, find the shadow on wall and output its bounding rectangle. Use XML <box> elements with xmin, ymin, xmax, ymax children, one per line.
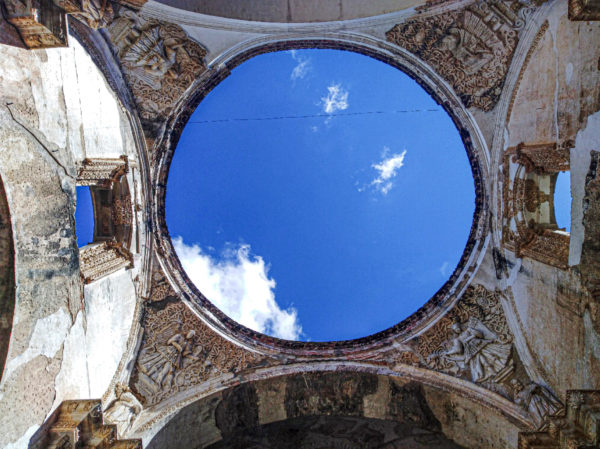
<box><xmin>0</xmin><ymin>14</ymin><xmax>27</xmax><ymax>48</ymax></box>
<box><xmin>0</xmin><ymin>174</ymin><xmax>15</xmax><ymax>382</ymax></box>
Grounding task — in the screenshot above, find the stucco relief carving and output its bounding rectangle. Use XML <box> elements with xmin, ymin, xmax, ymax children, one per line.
<box><xmin>510</xmin><ymin>380</ymin><xmax>563</xmax><ymax>429</ymax></box>
<box><xmin>420</xmin><ymin>285</ymin><xmax>515</xmax><ymax>383</ymax></box>
<box><xmin>2</xmin><ymin>0</ymin><xmax>69</xmax><ymax>48</ymax></box>
<box><xmin>502</xmin><ymin>143</ymin><xmax>571</xmax><ymax>269</ymax></box>
<box><xmin>386</xmin><ymin>1</ymin><xmax>533</xmax><ymax>111</ymax></box>
<box><xmin>77</xmin><ymin>156</ymin><xmax>128</xmax><ymax>187</ymax></box>
<box><xmin>427</xmin><ymin>317</ymin><xmax>512</xmax><ymax>383</ymax></box>
<box><xmin>107</xmin><ymin>9</ymin><xmax>206</xmax><ymax>130</ymax></box>
<box><xmin>104</xmin><ymin>383</ymin><xmax>143</xmax><ymax>437</ymax></box>
<box><xmin>57</xmin><ymin>0</ymin><xmax>114</xmax><ymax>29</ymax></box>
<box><xmin>131</xmin><ymin>301</ymin><xmax>270</xmax><ymax>406</ymax></box>
<box><xmin>80</xmin><ymin>241</ymin><xmax>133</xmax><ymax>283</ymax></box>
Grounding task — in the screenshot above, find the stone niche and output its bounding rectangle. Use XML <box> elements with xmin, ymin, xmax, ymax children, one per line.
<box><xmin>502</xmin><ymin>142</ymin><xmax>571</xmax><ymax>269</ymax></box>
<box><xmin>77</xmin><ymin>157</ymin><xmax>134</xmax><ymax>284</ymax></box>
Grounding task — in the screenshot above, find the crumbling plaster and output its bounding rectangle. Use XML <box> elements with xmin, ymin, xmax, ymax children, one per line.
<box><xmin>0</xmin><ymin>0</ymin><xmax>599</xmax><ymax>447</ymax></box>
<box><xmin>497</xmin><ymin>0</ymin><xmax>600</xmax><ymax>396</ymax></box>
<box><xmin>0</xmin><ymin>35</ymin><xmax>146</xmax><ymax>448</ymax></box>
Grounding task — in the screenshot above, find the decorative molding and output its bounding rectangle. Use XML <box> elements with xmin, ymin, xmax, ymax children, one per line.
<box><xmin>80</xmin><ymin>241</ymin><xmax>133</xmax><ymax>284</ymax></box>
<box><xmin>502</xmin><ymin>143</ymin><xmax>571</xmax><ymax>269</ymax></box>
<box><xmin>2</xmin><ymin>0</ymin><xmax>68</xmax><ymax>48</ymax></box>
<box><xmin>386</xmin><ymin>1</ymin><xmax>534</xmax><ymax>111</ymax></box>
<box><xmin>77</xmin><ymin>156</ymin><xmax>129</xmax><ymax>187</ymax></box>
<box><xmin>519</xmin><ymin>390</ymin><xmax>600</xmax><ymax>448</ymax></box>
<box><xmin>130</xmin><ymin>301</ymin><xmax>269</xmax><ymax>406</ymax></box>
<box><xmin>106</xmin><ymin>8</ymin><xmax>206</xmax><ymax>135</ymax></box>
<box><xmin>29</xmin><ymin>399</ymin><xmax>142</xmax><ymax>449</ymax></box>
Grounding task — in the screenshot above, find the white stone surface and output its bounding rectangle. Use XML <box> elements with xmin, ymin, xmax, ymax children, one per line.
<box><xmin>84</xmin><ymin>268</ymin><xmax>138</xmax><ymax>398</ymax></box>
<box><xmin>569</xmin><ymin>110</ymin><xmax>600</xmax><ymax>265</ymax></box>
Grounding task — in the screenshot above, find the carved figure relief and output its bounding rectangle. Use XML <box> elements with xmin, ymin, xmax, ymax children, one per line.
<box><xmin>510</xmin><ymin>380</ymin><xmax>563</xmax><ymax>429</ymax></box>
<box><xmin>131</xmin><ymin>302</ymin><xmax>269</xmax><ymax>405</ymax></box>
<box><xmin>386</xmin><ymin>1</ymin><xmax>533</xmax><ymax>111</ymax></box>
<box><xmin>103</xmin><ymin>383</ymin><xmax>143</xmax><ymax>437</ymax></box>
<box><xmin>107</xmin><ymin>9</ymin><xmax>206</xmax><ymax>130</ymax></box>
<box><xmin>427</xmin><ymin>318</ymin><xmax>512</xmax><ymax>382</ymax></box>
<box><xmin>57</xmin><ymin>0</ymin><xmax>114</xmax><ymax>29</ymax></box>
<box><xmin>416</xmin><ymin>285</ymin><xmax>515</xmax><ymax>384</ymax></box>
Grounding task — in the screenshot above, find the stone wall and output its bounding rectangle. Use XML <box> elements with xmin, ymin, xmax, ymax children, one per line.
<box><xmin>499</xmin><ymin>0</ymin><xmax>600</xmax><ymax>395</ymax></box>
<box><xmin>0</xmin><ymin>25</ymin><xmax>144</xmax><ymax>448</ymax></box>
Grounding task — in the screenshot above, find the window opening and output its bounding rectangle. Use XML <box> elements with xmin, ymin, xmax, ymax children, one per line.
<box><xmin>553</xmin><ymin>171</ymin><xmax>571</xmax><ymax>232</ymax></box>
<box><xmin>75</xmin><ymin>186</ymin><xmax>94</xmax><ymax>248</ymax></box>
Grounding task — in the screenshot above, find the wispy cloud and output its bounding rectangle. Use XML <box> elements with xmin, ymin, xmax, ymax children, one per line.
<box><xmin>370</xmin><ymin>148</ymin><xmax>407</xmax><ymax>195</ymax></box>
<box><xmin>173</xmin><ymin>236</ymin><xmax>303</xmax><ymax>340</ymax></box>
<box><xmin>290</xmin><ymin>50</ymin><xmax>311</xmax><ymax>81</ymax></box>
<box><xmin>439</xmin><ymin>261</ymin><xmax>450</xmax><ymax>277</ymax></box>
<box><xmin>321</xmin><ymin>83</ymin><xmax>349</xmax><ymax>114</ymax></box>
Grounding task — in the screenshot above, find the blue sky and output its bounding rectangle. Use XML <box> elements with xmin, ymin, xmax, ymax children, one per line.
<box><xmin>166</xmin><ymin>49</ymin><xmax>477</xmax><ymax>342</ymax></box>
<box><xmin>554</xmin><ymin>171</ymin><xmax>571</xmax><ymax>232</ymax></box>
<box><xmin>72</xmin><ymin>50</ymin><xmax>575</xmax><ymax>341</ymax></box>
<box><xmin>76</xmin><ymin>186</ymin><xmax>93</xmax><ymax>247</ymax></box>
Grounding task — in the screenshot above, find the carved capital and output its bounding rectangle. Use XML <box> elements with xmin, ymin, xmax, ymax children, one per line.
<box><xmin>29</xmin><ymin>399</ymin><xmax>142</xmax><ymax>449</ymax></box>
<box><xmin>80</xmin><ymin>241</ymin><xmax>133</xmax><ymax>283</ymax></box>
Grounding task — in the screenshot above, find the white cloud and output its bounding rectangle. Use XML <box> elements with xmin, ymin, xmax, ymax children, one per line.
<box><xmin>321</xmin><ymin>83</ymin><xmax>349</xmax><ymax>114</ymax></box>
<box><xmin>440</xmin><ymin>261</ymin><xmax>450</xmax><ymax>277</ymax></box>
<box><xmin>173</xmin><ymin>236</ymin><xmax>303</xmax><ymax>340</ymax></box>
<box><xmin>290</xmin><ymin>50</ymin><xmax>311</xmax><ymax>81</ymax></box>
<box><xmin>370</xmin><ymin>148</ymin><xmax>407</xmax><ymax>195</ymax></box>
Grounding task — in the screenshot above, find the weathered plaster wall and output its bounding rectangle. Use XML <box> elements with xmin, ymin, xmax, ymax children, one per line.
<box><xmin>0</xmin><ymin>30</ymin><xmax>143</xmax><ymax>448</ymax></box>
<box><xmin>153</xmin><ymin>0</ymin><xmax>425</xmax><ymax>23</ymax></box>
<box><xmin>501</xmin><ymin>1</ymin><xmax>600</xmax><ymax>395</ymax></box>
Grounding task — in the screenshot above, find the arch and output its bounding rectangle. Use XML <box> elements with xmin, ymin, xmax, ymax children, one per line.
<box><xmin>143</xmin><ymin>367</ymin><xmax>529</xmax><ymax>449</ymax></box>
<box><xmin>0</xmin><ymin>173</ymin><xmax>14</xmax><ymax>382</ymax></box>
<box><xmin>151</xmin><ymin>34</ymin><xmax>491</xmax><ymax>356</ymax></box>
<box><xmin>152</xmin><ymin>0</ymin><xmax>427</xmax><ymax>23</ymax></box>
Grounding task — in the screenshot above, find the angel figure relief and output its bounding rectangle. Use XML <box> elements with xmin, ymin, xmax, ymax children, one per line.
<box><xmin>137</xmin><ymin>329</ymin><xmax>204</xmax><ymax>393</ymax></box>
<box><xmin>427</xmin><ymin>318</ymin><xmax>512</xmax><ymax>383</ymax></box>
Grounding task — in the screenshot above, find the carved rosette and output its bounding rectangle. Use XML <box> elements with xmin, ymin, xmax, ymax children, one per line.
<box><xmin>130</xmin><ymin>301</ymin><xmax>270</xmax><ymax>406</ymax></box>
<box><xmin>386</xmin><ymin>1</ymin><xmax>531</xmax><ymax>111</ymax></box>
<box><xmin>107</xmin><ymin>10</ymin><xmax>207</xmax><ymax>136</ymax></box>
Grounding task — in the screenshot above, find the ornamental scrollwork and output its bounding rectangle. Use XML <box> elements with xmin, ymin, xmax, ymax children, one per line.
<box><xmin>130</xmin><ymin>302</ymin><xmax>270</xmax><ymax>406</ymax></box>
<box><xmin>386</xmin><ymin>1</ymin><xmax>534</xmax><ymax>111</ymax></box>
<box><xmin>107</xmin><ymin>8</ymin><xmax>207</xmax><ymax>132</ymax></box>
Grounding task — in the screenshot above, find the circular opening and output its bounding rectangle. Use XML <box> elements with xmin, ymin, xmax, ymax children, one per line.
<box><xmin>165</xmin><ymin>49</ymin><xmax>475</xmax><ymax>342</ymax></box>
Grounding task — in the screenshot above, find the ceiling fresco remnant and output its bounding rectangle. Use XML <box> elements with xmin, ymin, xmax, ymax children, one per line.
<box><xmin>0</xmin><ymin>0</ymin><xmax>600</xmax><ymax>448</ymax></box>
<box><xmin>386</xmin><ymin>1</ymin><xmax>534</xmax><ymax>111</ymax></box>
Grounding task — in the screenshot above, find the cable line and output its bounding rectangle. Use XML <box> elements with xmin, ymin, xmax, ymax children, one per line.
<box><xmin>188</xmin><ymin>108</ymin><xmax>442</xmax><ymax>124</ymax></box>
